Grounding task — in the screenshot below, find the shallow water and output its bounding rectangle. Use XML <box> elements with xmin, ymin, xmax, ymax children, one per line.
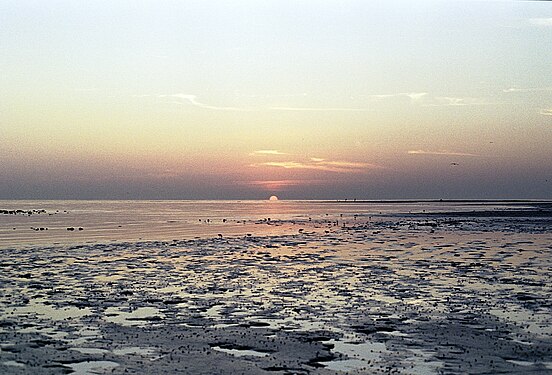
<box><xmin>0</xmin><ymin>200</ymin><xmax>551</xmax><ymax>374</ymax></box>
<box><xmin>0</xmin><ymin>199</ymin><xmax>542</xmax><ymax>248</ymax></box>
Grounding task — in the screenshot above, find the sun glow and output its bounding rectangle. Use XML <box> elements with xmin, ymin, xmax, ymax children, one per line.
<box><xmin>269</xmin><ymin>195</ymin><xmax>279</xmax><ymax>201</ymax></box>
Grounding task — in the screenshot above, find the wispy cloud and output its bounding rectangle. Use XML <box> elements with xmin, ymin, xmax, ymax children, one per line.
<box><xmin>246</xmin><ymin>180</ymin><xmax>304</xmax><ymax>190</ymax></box>
<box><xmin>247</xmin><ymin>179</ymin><xmax>303</xmax><ymax>186</ymax></box>
<box><xmin>422</xmin><ymin>97</ymin><xmax>492</xmax><ymax>107</ymax></box>
<box><xmin>158</xmin><ymin>94</ymin><xmax>250</xmax><ymax>111</ymax></box>
<box><xmin>541</xmin><ymin>109</ymin><xmax>552</xmax><ymax>116</ymax></box>
<box><xmin>137</xmin><ymin>93</ymin><xmax>371</xmax><ymax>112</ymax></box>
<box><xmin>408</xmin><ymin>150</ymin><xmax>478</xmax><ymax>157</ymax></box>
<box><xmin>269</xmin><ymin>106</ymin><xmax>370</xmax><ymax>112</ymax></box>
<box><xmin>260</xmin><ymin>162</ymin><xmax>311</xmax><ymax>169</ymax></box>
<box><xmin>135</xmin><ymin>92</ymin><xmax>494</xmax><ymax>111</ymax></box>
<box><xmin>244</xmin><ymin>179</ymin><xmax>329</xmax><ymax>191</ymax></box>
<box><xmin>363</xmin><ymin>92</ymin><xmax>494</xmax><ymax>107</ymax></box>
<box><xmin>529</xmin><ymin>18</ymin><xmax>552</xmax><ymax>27</ymax></box>
<box><xmin>252</xmin><ymin>158</ymin><xmax>380</xmax><ymax>173</ymax></box>
<box><xmin>366</xmin><ymin>92</ymin><xmax>428</xmax><ymax>101</ymax></box>
<box><xmin>236</xmin><ymin>93</ymin><xmax>308</xmax><ymax>99</ymax></box>
<box><xmin>503</xmin><ymin>87</ymin><xmax>552</xmax><ymax>93</ymax></box>
<box><xmin>250</xmin><ymin>150</ymin><xmax>288</xmax><ymax>156</ymax></box>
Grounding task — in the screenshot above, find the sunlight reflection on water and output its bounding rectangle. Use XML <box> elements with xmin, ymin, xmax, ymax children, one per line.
<box><xmin>0</xmin><ymin>200</ymin><xmax>532</xmax><ymax>248</ymax></box>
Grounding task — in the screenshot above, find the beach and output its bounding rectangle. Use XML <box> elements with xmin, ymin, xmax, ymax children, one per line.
<box><xmin>1</xmin><ymin>200</ymin><xmax>551</xmax><ymax>374</ymax></box>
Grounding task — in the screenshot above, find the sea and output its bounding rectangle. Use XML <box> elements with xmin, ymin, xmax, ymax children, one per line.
<box><xmin>0</xmin><ymin>199</ymin><xmax>542</xmax><ymax>248</ymax></box>
<box><xmin>1</xmin><ymin>199</ymin><xmax>551</xmax><ymax>373</ymax></box>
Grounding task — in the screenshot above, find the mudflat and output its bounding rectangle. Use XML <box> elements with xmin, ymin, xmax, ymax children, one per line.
<box><xmin>1</xmin><ymin>202</ymin><xmax>551</xmax><ymax>374</ymax></box>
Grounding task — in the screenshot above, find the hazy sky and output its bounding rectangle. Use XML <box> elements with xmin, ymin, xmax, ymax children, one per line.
<box><xmin>1</xmin><ymin>0</ymin><xmax>551</xmax><ymax>199</ymax></box>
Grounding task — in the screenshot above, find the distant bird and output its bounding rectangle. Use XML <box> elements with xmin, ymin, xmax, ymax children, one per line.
<box><xmin>450</xmin><ymin>162</ymin><xmax>459</xmax><ymax>166</ymax></box>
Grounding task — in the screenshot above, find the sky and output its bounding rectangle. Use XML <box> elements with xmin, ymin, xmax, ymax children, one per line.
<box><xmin>1</xmin><ymin>0</ymin><xmax>551</xmax><ymax>200</ymax></box>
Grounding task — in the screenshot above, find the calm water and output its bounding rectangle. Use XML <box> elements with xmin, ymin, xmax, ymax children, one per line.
<box><xmin>0</xmin><ymin>200</ymin><xmax>539</xmax><ymax>248</ymax></box>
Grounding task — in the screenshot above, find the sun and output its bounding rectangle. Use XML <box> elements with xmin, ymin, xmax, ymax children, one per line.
<box><xmin>269</xmin><ymin>195</ymin><xmax>279</xmax><ymax>201</ymax></box>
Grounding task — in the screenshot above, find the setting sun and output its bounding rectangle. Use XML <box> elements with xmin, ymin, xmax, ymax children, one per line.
<box><xmin>269</xmin><ymin>195</ymin><xmax>279</xmax><ymax>201</ymax></box>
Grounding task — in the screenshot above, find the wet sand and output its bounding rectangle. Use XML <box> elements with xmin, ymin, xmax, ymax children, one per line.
<box><xmin>1</xmin><ymin>205</ymin><xmax>551</xmax><ymax>374</ymax></box>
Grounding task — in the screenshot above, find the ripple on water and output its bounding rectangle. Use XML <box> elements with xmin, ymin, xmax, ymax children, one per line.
<box><xmin>6</xmin><ymin>300</ymin><xmax>92</xmax><ymax>321</ymax></box>
<box><xmin>70</xmin><ymin>347</ymin><xmax>109</xmax><ymax>355</ymax></box>
<box><xmin>319</xmin><ymin>339</ymin><xmax>388</xmax><ymax>371</ymax></box>
<box><xmin>3</xmin><ymin>361</ymin><xmax>25</xmax><ymax>368</ymax></box>
<box><xmin>67</xmin><ymin>360</ymin><xmax>119</xmax><ymax>374</ymax></box>
<box><xmin>104</xmin><ymin>306</ymin><xmax>164</xmax><ymax>326</ymax></box>
<box><xmin>211</xmin><ymin>345</ymin><xmax>270</xmax><ymax>358</ymax></box>
<box><xmin>404</xmin><ymin>349</ymin><xmax>444</xmax><ymax>375</ymax></box>
<box><xmin>112</xmin><ymin>346</ymin><xmax>157</xmax><ymax>356</ymax></box>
